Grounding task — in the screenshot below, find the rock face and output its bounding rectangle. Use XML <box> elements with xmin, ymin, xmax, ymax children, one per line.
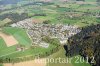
<box><xmin>67</xmin><ymin>24</ymin><xmax>100</xmax><ymax>66</ymax></box>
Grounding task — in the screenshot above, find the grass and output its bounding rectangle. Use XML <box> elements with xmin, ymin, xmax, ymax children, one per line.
<box><xmin>0</xmin><ymin>1</ymin><xmax>100</xmax><ymax>66</ymax></box>
<box><xmin>0</xmin><ymin>27</ymin><xmax>58</xmax><ymax>63</ymax></box>
<box><xmin>85</xmin><ymin>0</ymin><xmax>96</xmax><ymax>2</ymax></box>
<box><xmin>0</xmin><ymin>43</ymin><xmax>56</xmax><ymax>61</ymax></box>
<box><xmin>0</xmin><ymin>27</ymin><xmax>32</xmax><ymax>58</ymax></box>
<box><xmin>0</xmin><ymin>27</ymin><xmax>57</xmax><ymax>60</ymax></box>
<box><xmin>71</xmin><ymin>56</ymin><xmax>91</xmax><ymax>66</ymax></box>
<box><xmin>0</xmin><ymin>45</ymin><xmax>17</xmax><ymax>58</ymax></box>
<box><xmin>2</xmin><ymin>27</ymin><xmax>32</xmax><ymax>46</ymax></box>
<box><xmin>0</xmin><ymin>64</ymin><xmax>3</xmax><ymax>66</ymax></box>
<box><xmin>0</xmin><ymin>38</ymin><xmax>7</xmax><ymax>50</ymax></box>
<box><xmin>48</xmin><ymin>46</ymin><xmax>91</xmax><ymax>66</ymax></box>
<box><xmin>48</xmin><ymin>46</ymin><xmax>73</xmax><ymax>66</ymax></box>
<box><xmin>30</xmin><ymin>2</ymin><xmax>99</xmax><ymax>26</ymax></box>
<box><xmin>56</xmin><ymin>7</ymin><xmax>73</xmax><ymax>12</ymax></box>
<box><xmin>75</xmin><ymin>17</ymin><xmax>98</xmax><ymax>27</ymax></box>
<box><xmin>96</xmin><ymin>19</ymin><xmax>100</xmax><ymax>23</ymax></box>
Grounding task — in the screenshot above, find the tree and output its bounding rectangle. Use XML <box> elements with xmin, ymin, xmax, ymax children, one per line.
<box><xmin>56</xmin><ymin>5</ymin><xmax>60</xmax><ymax>8</ymax></box>
<box><xmin>66</xmin><ymin>24</ymin><xmax>100</xmax><ymax>66</ymax></box>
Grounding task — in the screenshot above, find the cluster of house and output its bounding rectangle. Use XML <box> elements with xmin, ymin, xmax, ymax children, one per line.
<box><xmin>11</xmin><ymin>19</ymin><xmax>81</xmax><ymax>48</ymax></box>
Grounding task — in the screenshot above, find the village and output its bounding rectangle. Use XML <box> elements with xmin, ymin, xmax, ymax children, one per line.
<box><xmin>11</xmin><ymin>19</ymin><xmax>81</xmax><ymax>48</ymax></box>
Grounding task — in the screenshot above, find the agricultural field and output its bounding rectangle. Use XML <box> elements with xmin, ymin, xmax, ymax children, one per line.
<box><xmin>0</xmin><ymin>0</ymin><xmax>100</xmax><ymax>66</ymax></box>
<box><xmin>48</xmin><ymin>47</ymin><xmax>91</xmax><ymax>66</ymax></box>
<box><xmin>0</xmin><ymin>27</ymin><xmax>59</xmax><ymax>66</ymax></box>
<box><xmin>0</xmin><ymin>27</ymin><xmax>57</xmax><ymax>58</ymax></box>
<box><xmin>0</xmin><ymin>0</ymin><xmax>100</xmax><ymax>27</ymax></box>
<box><xmin>2</xmin><ymin>27</ymin><xmax>32</xmax><ymax>46</ymax></box>
<box><xmin>0</xmin><ymin>64</ymin><xmax>3</xmax><ymax>66</ymax></box>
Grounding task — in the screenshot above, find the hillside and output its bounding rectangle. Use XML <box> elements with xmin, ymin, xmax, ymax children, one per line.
<box><xmin>66</xmin><ymin>24</ymin><xmax>100</xmax><ymax>66</ymax></box>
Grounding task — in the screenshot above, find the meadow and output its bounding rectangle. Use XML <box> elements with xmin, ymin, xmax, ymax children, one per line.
<box><xmin>0</xmin><ymin>0</ymin><xmax>100</xmax><ymax>66</ymax></box>
<box><xmin>0</xmin><ymin>27</ymin><xmax>58</xmax><ymax>63</ymax></box>
<box><xmin>48</xmin><ymin>46</ymin><xmax>91</xmax><ymax>66</ymax></box>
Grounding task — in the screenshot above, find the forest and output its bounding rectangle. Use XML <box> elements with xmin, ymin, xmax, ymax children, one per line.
<box><xmin>66</xmin><ymin>24</ymin><xmax>100</xmax><ymax>66</ymax></box>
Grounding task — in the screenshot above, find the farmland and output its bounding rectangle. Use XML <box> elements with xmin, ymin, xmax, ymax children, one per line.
<box><xmin>0</xmin><ymin>0</ymin><xmax>100</xmax><ymax>66</ymax></box>
<box><xmin>48</xmin><ymin>46</ymin><xmax>91</xmax><ymax>66</ymax></box>
<box><xmin>0</xmin><ymin>27</ymin><xmax>60</xmax><ymax>64</ymax></box>
<box><xmin>0</xmin><ymin>27</ymin><xmax>58</xmax><ymax>58</ymax></box>
<box><xmin>0</xmin><ymin>0</ymin><xmax>100</xmax><ymax>27</ymax></box>
<box><xmin>2</xmin><ymin>27</ymin><xmax>32</xmax><ymax>46</ymax></box>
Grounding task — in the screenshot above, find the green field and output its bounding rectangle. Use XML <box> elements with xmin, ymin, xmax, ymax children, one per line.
<box><xmin>0</xmin><ymin>38</ymin><xmax>6</xmax><ymax>50</ymax></box>
<box><xmin>0</xmin><ymin>27</ymin><xmax>58</xmax><ymax>62</ymax></box>
<box><xmin>0</xmin><ymin>0</ymin><xmax>99</xmax><ymax>27</ymax></box>
<box><xmin>2</xmin><ymin>27</ymin><xmax>32</xmax><ymax>46</ymax></box>
<box><xmin>0</xmin><ymin>0</ymin><xmax>100</xmax><ymax>66</ymax></box>
<box><xmin>48</xmin><ymin>47</ymin><xmax>91</xmax><ymax>66</ymax></box>
<box><xmin>48</xmin><ymin>47</ymin><xmax>72</xmax><ymax>66</ymax></box>
<box><xmin>0</xmin><ymin>64</ymin><xmax>3</xmax><ymax>66</ymax></box>
<box><xmin>0</xmin><ymin>27</ymin><xmax>32</xmax><ymax>58</ymax></box>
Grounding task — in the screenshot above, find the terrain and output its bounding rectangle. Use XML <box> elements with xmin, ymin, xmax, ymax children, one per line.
<box><xmin>0</xmin><ymin>0</ymin><xmax>100</xmax><ymax>66</ymax></box>
<box><xmin>67</xmin><ymin>24</ymin><xmax>100</xmax><ymax>66</ymax></box>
